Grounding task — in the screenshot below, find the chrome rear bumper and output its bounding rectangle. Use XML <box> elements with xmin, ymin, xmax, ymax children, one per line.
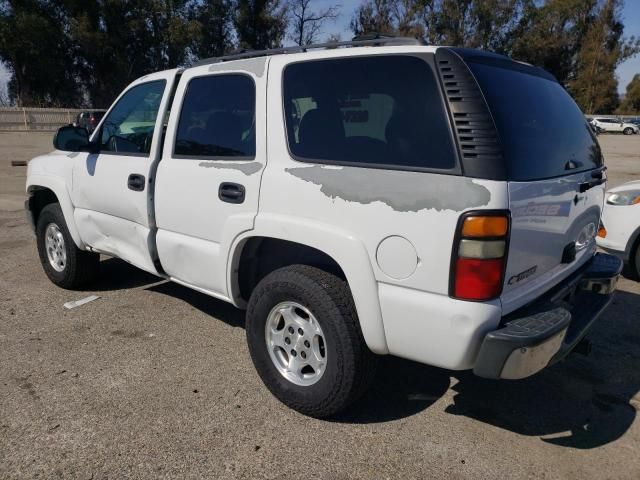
<box><xmin>473</xmin><ymin>253</ymin><xmax>622</xmax><ymax>380</ymax></box>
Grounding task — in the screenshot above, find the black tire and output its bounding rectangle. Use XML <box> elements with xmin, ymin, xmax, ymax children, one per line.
<box><xmin>632</xmin><ymin>242</ymin><xmax>640</xmax><ymax>280</ymax></box>
<box><xmin>623</xmin><ymin>127</ymin><xmax>633</xmax><ymax>135</ymax></box>
<box><xmin>36</xmin><ymin>203</ymin><xmax>99</xmax><ymax>289</ymax></box>
<box><xmin>246</xmin><ymin>265</ymin><xmax>377</xmax><ymax>418</ymax></box>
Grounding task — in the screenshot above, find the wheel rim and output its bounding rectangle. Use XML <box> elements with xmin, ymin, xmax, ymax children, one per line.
<box><xmin>265</xmin><ymin>301</ymin><xmax>327</xmax><ymax>386</ymax></box>
<box><xmin>45</xmin><ymin>223</ymin><xmax>66</xmax><ymax>272</ymax></box>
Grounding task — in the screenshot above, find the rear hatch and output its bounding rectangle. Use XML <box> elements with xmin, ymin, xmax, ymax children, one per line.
<box><xmin>466</xmin><ymin>58</ymin><xmax>605</xmax><ymax>314</ymax></box>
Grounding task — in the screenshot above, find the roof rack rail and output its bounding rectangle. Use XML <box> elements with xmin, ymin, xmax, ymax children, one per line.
<box><xmin>192</xmin><ymin>34</ymin><xmax>424</xmax><ymax>67</ymax></box>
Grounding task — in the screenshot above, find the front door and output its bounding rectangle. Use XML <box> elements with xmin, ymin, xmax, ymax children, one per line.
<box><xmin>71</xmin><ymin>70</ymin><xmax>177</xmax><ymax>274</ymax></box>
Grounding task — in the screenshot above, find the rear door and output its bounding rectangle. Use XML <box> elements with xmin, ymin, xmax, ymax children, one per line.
<box><xmin>154</xmin><ymin>62</ymin><xmax>266</xmax><ymax>297</ymax></box>
<box><xmin>466</xmin><ymin>60</ymin><xmax>605</xmax><ymax>314</ymax></box>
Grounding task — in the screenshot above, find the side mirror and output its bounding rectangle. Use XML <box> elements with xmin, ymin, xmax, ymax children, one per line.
<box><xmin>53</xmin><ymin>125</ymin><xmax>91</xmax><ymax>152</ymax></box>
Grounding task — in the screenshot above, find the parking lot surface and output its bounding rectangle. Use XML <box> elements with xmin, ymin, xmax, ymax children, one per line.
<box><xmin>1</xmin><ymin>132</ymin><xmax>640</xmax><ymax>479</ymax></box>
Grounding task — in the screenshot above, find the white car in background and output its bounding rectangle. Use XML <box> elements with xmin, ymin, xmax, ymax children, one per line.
<box><xmin>590</xmin><ymin>117</ymin><xmax>639</xmax><ymax>135</ymax></box>
<box><xmin>598</xmin><ymin>181</ymin><xmax>640</xmax><ymax>277</ymax></box>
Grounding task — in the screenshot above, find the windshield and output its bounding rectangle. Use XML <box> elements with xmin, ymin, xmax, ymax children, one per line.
<box><xmin>468</xmin><ymin>61</ymin><xmax>602</xmax><ymax>181</ymax></box>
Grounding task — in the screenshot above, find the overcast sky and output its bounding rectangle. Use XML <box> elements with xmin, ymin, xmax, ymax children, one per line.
<box><xmin>1</xmin><ymin>0</ymin><xmax>639</xmax><ymax>102</ymax></box>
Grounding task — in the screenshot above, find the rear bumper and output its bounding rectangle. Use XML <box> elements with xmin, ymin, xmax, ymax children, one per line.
<box><xmin>473</xmin><ymin>253</ymin><xmax>622</xmax><ymax>379</ymax></box>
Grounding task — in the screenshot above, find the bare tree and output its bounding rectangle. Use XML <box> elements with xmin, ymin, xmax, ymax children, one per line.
<box><xmin>289</xmin><ymin>0</ymin><xmax>340</xmax><ymax>46</ymax></box>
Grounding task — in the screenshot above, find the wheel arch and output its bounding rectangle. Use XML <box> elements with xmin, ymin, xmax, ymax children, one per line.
<box><xmin>626</xmin><ymin>225</ymin><xmax>640</xmax><ymax>262</ymax></box>
<box><xmin>228</xmin><ymin>216</ymin><xmax>389</xmax><ymax>354</ymax></box>
<box><xmin>27</xmin><ymin>175</ymin><xmax>85</xmax><ymax>249</ymax></box>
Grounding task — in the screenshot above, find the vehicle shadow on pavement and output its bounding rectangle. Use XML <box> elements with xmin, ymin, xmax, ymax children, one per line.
<box><xmin>332</xmin><ymin>357</ymin><xmax>452</xmax><ymax>423</ymax></box>
<box><xmin>335</xmin><ymin>290</ymin><xmax>639</xmax><ymax>451</ymax></box>
<box><xmin>146</xmin><ymin>280</ymin><xmax>246</xmax><ymax>328</ymax></box>
<box><xmin>87</xmin><ymin>258</ymin><xmax>162</xmax><ymax>291</ymax></box>
<box><xmin>89</xmin><ymin>259</ymin><xmax>244</xmax><ymax>328</ymax></box>
<box><xmin>446</xmin><ymin>289</ymin><xmax>640</xmax><ymax>450</ymax></box>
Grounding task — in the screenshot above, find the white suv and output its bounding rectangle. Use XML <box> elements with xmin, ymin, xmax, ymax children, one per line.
<box><xmin>591</xmin><ymin>117</ymin><xmax>639</xmax><ymax>135</ymax></box>
<box><xmin>25</xmin><ymin>38</ymin><xmax>621</xmax><ymax>417</ymax></box>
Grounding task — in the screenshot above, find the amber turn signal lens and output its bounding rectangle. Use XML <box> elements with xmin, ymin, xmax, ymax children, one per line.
<box><xmin>598</xmin><ymin>226</ymin><xmax>607</xmax><ymax>238</ymax></box>
<box><xmin>461</xmin><ymin>216</ymin><xmax>509</xmax><ymax>237</ymax></box>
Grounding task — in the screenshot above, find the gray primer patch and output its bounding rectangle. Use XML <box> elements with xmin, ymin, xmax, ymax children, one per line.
<box><xmin>208</xmin><ymin>57</ymin><xmax>266</xmax><ymax>77</ymax></box>
<box><xmin>198</xmin><ymin>161</ymin><xmax>263</xmax><ymax>176</ymax></box>
<box><xmin>285</xmin><ymin>166</ymin><xmax>491</xmax><ymax>212</ymax></box>
<box><xmin>66</xmin><ymin>152</ymin><xmax>80</xmax><ymax>158</ymax></box>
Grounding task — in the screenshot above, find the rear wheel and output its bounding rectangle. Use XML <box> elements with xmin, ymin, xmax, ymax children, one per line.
<box><xmin>245</xmin><ymin>265</ymin><xmax>377</xmax><ymax>418</ymax></box>
<box><xmin>623</xmin><ymin>127</ymin><xmax>634</xmax><ymax>135</ymax></box>
<box><xmin>36</xmin><ymin>203</ymin><xmax>99</xmax><ymax>289</ymax></box>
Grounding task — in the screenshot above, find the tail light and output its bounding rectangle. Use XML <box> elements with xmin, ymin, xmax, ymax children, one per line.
<box><xmin>450</xmin><ymin>211</ymin><xmax>510</xmax><ymax>301</ymax></box>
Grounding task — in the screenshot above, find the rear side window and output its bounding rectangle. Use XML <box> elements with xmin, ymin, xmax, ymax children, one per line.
<box><xmin>174</xmin><ymin>74</ymin><xmax>255</xmax><ymax>158</ymax></box>
<box><xmin>468</xmin><ymin>61</ymin><xmax>602</xmax><ymax>181</ymax></box>
<box><xmin>283</xmin><ymin>56</ymin><xmax>457</xmax><ymax>171</ymax></box>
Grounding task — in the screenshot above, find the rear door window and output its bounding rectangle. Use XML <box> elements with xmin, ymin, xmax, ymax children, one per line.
<box><xmin>468</xmin><ymin>61</ymin><xmax>602</xmax><ymax>181</ymax></box>
<box><xmin>283</xmin><ymin>55</ymin><xmax>457</xmax><ymax>171</ymax></box>
<box><xmin>174</xmin><ymin>74</ymin><xmax>255</xmax><ymax>158</ymax></box>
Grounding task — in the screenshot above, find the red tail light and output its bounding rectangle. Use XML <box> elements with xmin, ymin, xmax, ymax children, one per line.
<box><xmin>451</xmin><ymin>211</ymin><xmax>510</xmax><ymax>301</ymax></box>
<box><xmin>454</xmin><ymin>258</ymin><xmax>504</xmax><ymax>300</ymax></box>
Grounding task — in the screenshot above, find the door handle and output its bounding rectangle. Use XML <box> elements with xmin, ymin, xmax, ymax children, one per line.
<box><xmin>127</xmin><ymin>174</ymin><xmax>145</xmax><ymax>191</ymax></box>
<box><xmin>219</xmin><ymin>182</ymin><xmax>245</xmax><ymax>204</ymax></box>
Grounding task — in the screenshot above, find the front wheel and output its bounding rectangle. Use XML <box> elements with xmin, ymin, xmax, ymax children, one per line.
<box><xmin>623</xmin><ymin>127</ymin><xmax>634</xmax><ymax>135</ymax></box>
<box><xmin>36</xmin><ymin>203</ymin><xmax>99</xmax><ymax>289</ymax></box>
<box><xmin>245</xmin><ymin>265</ymin><xmax>377</xmax><ymax>418</ymax></box>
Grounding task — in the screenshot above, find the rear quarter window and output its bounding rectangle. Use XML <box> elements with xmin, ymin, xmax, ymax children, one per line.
<box><xmin>282</xmin><ymin>55</ymin><xmax>457</xmax><ymax>172</ymax></box>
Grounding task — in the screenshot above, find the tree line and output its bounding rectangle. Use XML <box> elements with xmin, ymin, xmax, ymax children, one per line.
<box><xmin>0</xmin><ymin>0</ymin><xmax>330</xmax><ymax>107</ymax></box>
<box><xmin>352</xmin><ymin>0</ymin><xmax>639</xmax><ymax>114</ymax></box>
<box><xmin>0</xmin><ymin>0</ymin><xmax>638</xmax><ymax>113</ymax></box>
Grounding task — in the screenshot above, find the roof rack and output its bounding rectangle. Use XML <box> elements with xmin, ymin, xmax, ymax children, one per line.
<box><xmin>192</xmin><ymin>34</ymin><xmax>425</xmax><ymax>67</ymax></box>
